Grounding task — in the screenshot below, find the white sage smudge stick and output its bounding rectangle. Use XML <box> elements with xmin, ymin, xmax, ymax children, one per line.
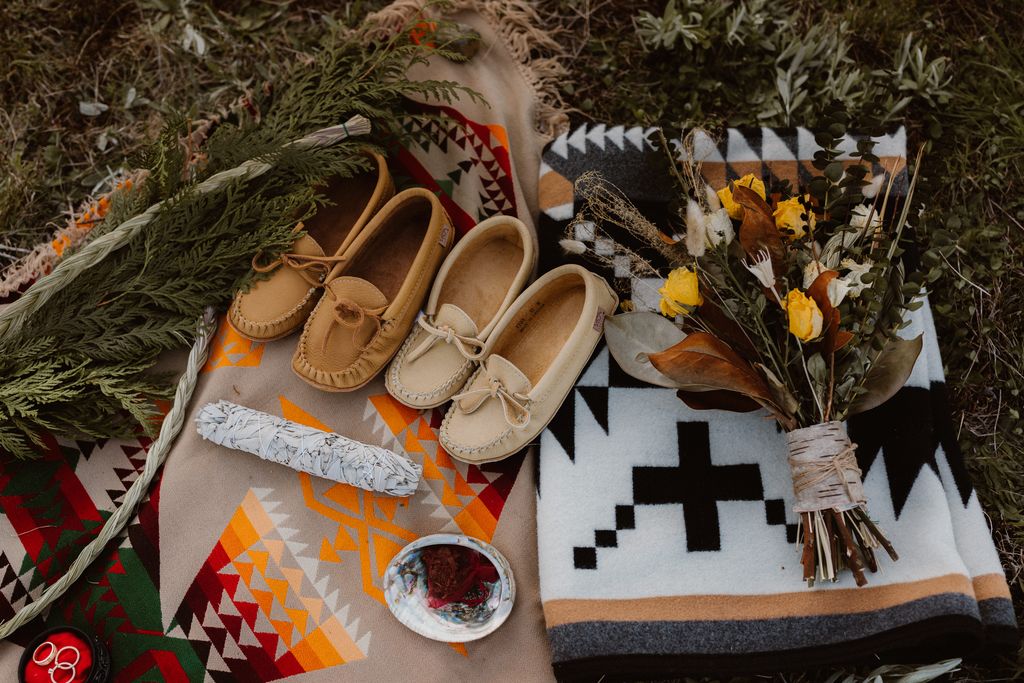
<box><xmin>786</xmin><ymin>421</ymin><xmax>898</xmax><ymax>587</ymax></box>
<box><xmin>196</xmin><ymin>400</ymin><xmax>421</xmax><ymax>497</ymax></box>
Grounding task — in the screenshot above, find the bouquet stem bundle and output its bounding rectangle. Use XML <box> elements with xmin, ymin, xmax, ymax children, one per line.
<box><xmin>787</xmin><ymin>422</ymin><xmax>897</xmax><ymax>586</ymax></box>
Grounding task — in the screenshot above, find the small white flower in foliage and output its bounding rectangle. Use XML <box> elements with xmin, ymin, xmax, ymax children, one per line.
<box><xmin>827</xmin><ymin>277</ymin><xmax>851</xmax><ymax>307</ymax></box>
<box><xmin>849</xmin><ymin>204</ymin><xmax>882</xmax><ymax>230</ymax></box>
<box><xmin>744</xmin><ymin>249</ymin><xmax>776</xmax><ymax>290</ymax></box>
<box><xmin>803</xmin><ymin>259</ymin><xmax>828</xmax><ymax>289</ymax></box>
<box><xmin>863</xmin><ymin>173</ymin><xmax>886</xmax><ymax>199</ymax></box>
<box><xmin>840</xmin><ymin>258</ymin><xmax>873</xmax><ymax>297</ymax></box>
<box><xmin>705</xmin><ymin>208</ymin><xmax>734</xmax><ymax>247</ymax></box>
<box><xmin>685</xmin><ymin>198</ymin><xmax>707</xmax><ymax>257</ymax></box>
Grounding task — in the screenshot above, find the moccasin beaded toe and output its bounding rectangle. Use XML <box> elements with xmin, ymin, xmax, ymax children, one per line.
<box><xmin>385</xmin><ymin>215</ymin><xmax>536</xmax><ymax>409</ymax></box>
<box><xmin>292</xmin><ymin>188</ymin><xmax>453</xmax><ymax>392</ymax></box>
<box><xmin>228</xmin><ymin>151</ymin><xmax>393</xmax><ymax>342</ymax></box>
<box><xmin>440</xmin><ymin>264</ymin><xmax>617</xmax><ymax>463</ymax></box>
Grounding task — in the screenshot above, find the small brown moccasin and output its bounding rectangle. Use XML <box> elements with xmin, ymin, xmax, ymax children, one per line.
<box><xmin>228</xmin><ymin>151</ymin><xmax>393</xmax><ymax>342</ymax></box>
<box><xmin>291</xmin><ymin>187</ymin><xmax>453</xmax><ymax>392</ymax></box>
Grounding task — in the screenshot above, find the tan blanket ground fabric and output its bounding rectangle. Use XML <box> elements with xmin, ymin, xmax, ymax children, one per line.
<box><xmin>0</xmin><ymin>5</ymin><xmax>560</xmax><ymax>680</ymax></box>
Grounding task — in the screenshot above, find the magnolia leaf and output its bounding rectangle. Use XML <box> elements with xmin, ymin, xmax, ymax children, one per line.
<box><xmin>699</xmin><ymin>298</ymin><xmax>759</xmax><ymax>358</ymax></box>
<box><xmin>733</xmin><ymin>184</ymin><xmax>785</xmax><ymax>272</ymax></box>
<box><xmin>678</xmin><ymin>389</ymin><xmax>761</xmax><ymax>413</ymax></box>
<box><xmin>732</xmin><ymin>183</ymin><xmax>773</xmax><ymax>220</ymax></box>
<box><xmin>807</xmin><ymin>269</ymin><xmax>839</xmax><ymax>316</ymax></box>
<box><xmin>807</xmin><ymin>269</ymin><xmax>855</xmax><ymax>353</ymax></box>
<box><xmin>848</xmin><ymin>334</ymin><xmax>923</xmax><ymax>415</ymax></box>
<box><xmin>649</xmin><ymin>332</ymin><xmax>776</xmax><ymax>407</ymax></box>
<box><xmin>754</xmin><ymin>362</ymin><xmax>799</xmax><ymax>420</ymax></box>
<box><xmin>806</xmin><ymin>353</ymin><xmax>828</xmax><ymax>385</ymax></box>
<box><xmin>603</xmin><ymin>312</ymin><xmax>685</xmax><ymax>388</ymax></box>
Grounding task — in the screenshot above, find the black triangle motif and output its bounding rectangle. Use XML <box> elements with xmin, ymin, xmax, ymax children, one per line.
<box><xmin>744</xmin><ymin>127</ymin><xmax>763</xmax><ymax>159</ymax></box>
<box><xmin>546</xmin><ymin>390</ymin><xmax>576</xmax><ymax>461</ymax></box>
<box><xmin>848</xmin><ymin>385</ymin><xmax>941</xmax><ymax>518</ymax></box>
<box><xmin>929</xmin><ymin>381</ymin><xmax>974</xmax><ymax>505</ymax></box>
<box><xmin>577</xmin><ymin>386</ymin><xmax>609</xmax><ymax>434</ymax></box>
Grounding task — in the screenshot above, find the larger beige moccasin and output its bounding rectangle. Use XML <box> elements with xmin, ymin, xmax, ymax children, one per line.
<box><xmin>228</xmin><ymin>151</ymin><xmax>393</xmax><ymax>342</ymax></box>
<box><xmin>385</xmin><ymin>214</ymin><xmax>537</xmax><ymax>409</ymax></box>
<box><xmin>291</xmin><ymin>188</ymin><xmax>453</xmax><ymax>392</ymax></box>
<box><xmin>439</xmin><ymin>264</ymin><xmax>618</xmax><ymax>463</ymax></box>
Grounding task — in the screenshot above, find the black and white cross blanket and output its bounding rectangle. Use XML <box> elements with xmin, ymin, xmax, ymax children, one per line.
<box><xmin>534</xmin><ymin>125</ymin><xmax>1018</xmax><ymax>680</ymax></box>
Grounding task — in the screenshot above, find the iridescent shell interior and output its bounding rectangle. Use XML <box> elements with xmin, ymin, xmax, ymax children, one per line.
<box><xmin>383</xmin><ymin>533</ymin><xmax>515</xmax><ymax>642</ymax></box>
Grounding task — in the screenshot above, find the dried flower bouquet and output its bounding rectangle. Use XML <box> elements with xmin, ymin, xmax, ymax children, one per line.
<box><xmin>570</xmin><ymin>121</ymin><xmax>941</xmax><ymax>587</ymax></box>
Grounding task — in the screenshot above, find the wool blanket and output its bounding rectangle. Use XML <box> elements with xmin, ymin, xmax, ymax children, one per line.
<box><xmin>535</xmin><ymin>124</ymin><xmax>1019</xmax><ymax>679</ymax></box>
<box><xmin>0</xmin><ymin>5</ymin><xmax>560</xmax><ymax>680</ymax></box>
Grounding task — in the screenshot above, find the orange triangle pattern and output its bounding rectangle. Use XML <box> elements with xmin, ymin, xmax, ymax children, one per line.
<box><xmin>248</xmin><ymin>550</ymin><xmax>269</xmax><ymax>576</ymax></box>
<box><xmin>202</xmin><ymin>314</ymin><xmax>265</xmax><ymax>372</ymax></box>
<box><xmin>319</xmin><ymin>539</ymin><xmax>342</xmax><ymax>563</ymax></box>
<box><xmin>333</xmin><ymin>526</ymin><xmax>359</xmax><ymax>552</ymax></box>
<box><xmin>323</xmin><ymin>483</ymin><xmax>361</xmax><ymax>514</ymax></box>
<box><xmin>279</xmin><ymin>396</ymin><xmax>332</xmax><ymax>432</ymax></box>
<box><xmin>265</xmin><ymin>577</ymin><xmax>290</xmax><ymax>604</ymax></box>
<box><xmin>371</xmin><ymin>533</ymin><xmax>404</xmax><ymax>579</ymax></box>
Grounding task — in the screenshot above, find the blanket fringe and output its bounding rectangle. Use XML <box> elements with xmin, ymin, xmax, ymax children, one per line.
<box><xmin>360</xmin><ymin>0</ymin><xmax>570</xmax><ymax>138</ymax></box>
<box><xmin>0</xmin><ymin>171</ymin><xmax>146</xmax><ymax>301</ymax></box>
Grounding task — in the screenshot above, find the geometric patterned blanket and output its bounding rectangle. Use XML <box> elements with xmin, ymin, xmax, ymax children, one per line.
<box><xmin>0</xmin><ymin>8</ymin><xmax>557</xmax><ymax>680</ymax></box>
<box><xmin>535</xmin><ymin>124</ymin><xmax>1018</xmax><ymax>680</ymax></box>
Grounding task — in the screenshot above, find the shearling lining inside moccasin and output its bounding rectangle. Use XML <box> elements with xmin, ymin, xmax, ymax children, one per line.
<box><xmin>344</xmin><ymin>198</ymin><xmax>431</xmax><ymax>301</ymax></box>
<box><xmin>436</xmin><ymin>225</ymin><xmax>525</xmax><ymax>330</ymax></box>
<box><xmin>491</xmin><ymin>272</ymin><xmax>585</xmax><ymax>386</ymax></box>
<box><xmin>305</xmin><ymin>172</ymin><xmax>379</xmax><ymax>255</ymax></box>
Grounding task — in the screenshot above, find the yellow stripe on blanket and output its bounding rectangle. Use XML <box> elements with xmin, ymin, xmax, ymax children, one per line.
<box><xmin>544</xmin><ymin>572</ymin><xmax>1008</xmax><ymax>626</ymax></box>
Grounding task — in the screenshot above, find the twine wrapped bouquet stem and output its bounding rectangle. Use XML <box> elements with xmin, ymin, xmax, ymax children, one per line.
<box><xmin>786</xmin><ymin>421</ymin><xmax>898</xmax><ymax>587</ymax></box>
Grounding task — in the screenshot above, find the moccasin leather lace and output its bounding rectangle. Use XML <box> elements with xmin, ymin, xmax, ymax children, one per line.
<box><xmin>453</xmin><ymin>374</ymin><xmax>531</xmax><ymax>429</ymax></box>
<box><xmin>406</xmin><ymin>316</ymin><xmax>485</xmax><ymax>364</ymax></box>
<box><xmin>252</xmin><ymin>251</ymin><xmax>344</xmax><ymax>288</ymax></box>
<box><xmin>321</xmin><ymin>294</ymin><xmax>387</xmax><ymax>353</ymax></box>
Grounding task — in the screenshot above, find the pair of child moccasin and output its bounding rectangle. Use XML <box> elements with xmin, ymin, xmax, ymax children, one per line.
<box><xmin>229</xmin><ymin>152</ymin><xmax>454</xmax><ymax>392</ymax></box>
<box><xmin>229</xmin><ymin>151</ymin><xmax>618</xmax><ymax>464</ymax></box>
<box><xmin>384</xmin><ymin>220</ymin><xmax>617</xmax><ymax>464</ymax></box>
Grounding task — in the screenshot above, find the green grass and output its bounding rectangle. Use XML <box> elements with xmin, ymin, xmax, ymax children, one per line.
<box><xmin>2</xmin><ymin>0</ymin><xmax>1023</xmax><ymax>680</ymax></box>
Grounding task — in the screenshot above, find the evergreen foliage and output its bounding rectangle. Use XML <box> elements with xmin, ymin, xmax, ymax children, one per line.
<box><xmin>0</xmin><ymin>21</ymin><xmax>478</xmax><ymax>458</ymax></box>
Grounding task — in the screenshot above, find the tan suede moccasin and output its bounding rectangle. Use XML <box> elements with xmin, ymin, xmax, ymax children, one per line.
<box><xmin>385</xmin><ymin>215</ymin><xmax>537</xmax><ymax>409</ymax></box>
<box><xmin>291</xmin><ymin>188</ymin><xmax>453</xmax><ymax>392</ymax></box>
<box><xmin>439</xmin><ymin>264</ymin><xmax>618</xmax><ymax>463</ymax></box>
<box><xmin>228</xmin><ymin>151</ymin><xmax>393</xmax><ymax>342</ymax></box>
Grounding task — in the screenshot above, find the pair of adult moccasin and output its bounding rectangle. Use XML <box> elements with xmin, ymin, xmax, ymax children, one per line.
<box><xmin>384</xmin><ymin>219</ymin><xmax>618</xmax><ymax>465</ymax></box>
<box><xmin>230</xmin><ymin>150</ymin><xmax>618</xmax><ymax>464</ymax></box>
<box><xmin>228</xmin><ymin>152</ymin><xmax>455</xmax><ymax>392</ymax></box>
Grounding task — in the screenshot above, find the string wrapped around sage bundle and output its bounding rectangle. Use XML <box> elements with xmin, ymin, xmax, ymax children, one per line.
<box><xmin>195</xmin><ymin>400</ymin><xmax>421</xmax><ymax>497</ymax></box>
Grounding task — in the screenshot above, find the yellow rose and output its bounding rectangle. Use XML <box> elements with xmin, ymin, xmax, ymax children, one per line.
<box><xmin>773</xmin><ymin>195</ymin><xmax>815</xmax><ymax>240</ymax></box>
<box><xmin>783</xmin><ymin>288</ymin><xmax>823</xmax><ymax>341</ymax></box>
<box><xmin>658</xmin><ymin>267</ymin><xmax>703</xmax><ymax>318</ymax></box>
<box><xmin>717</xmin><ymin>174</ymin><xmax>766</xmax><ymax>220</ymax></box>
